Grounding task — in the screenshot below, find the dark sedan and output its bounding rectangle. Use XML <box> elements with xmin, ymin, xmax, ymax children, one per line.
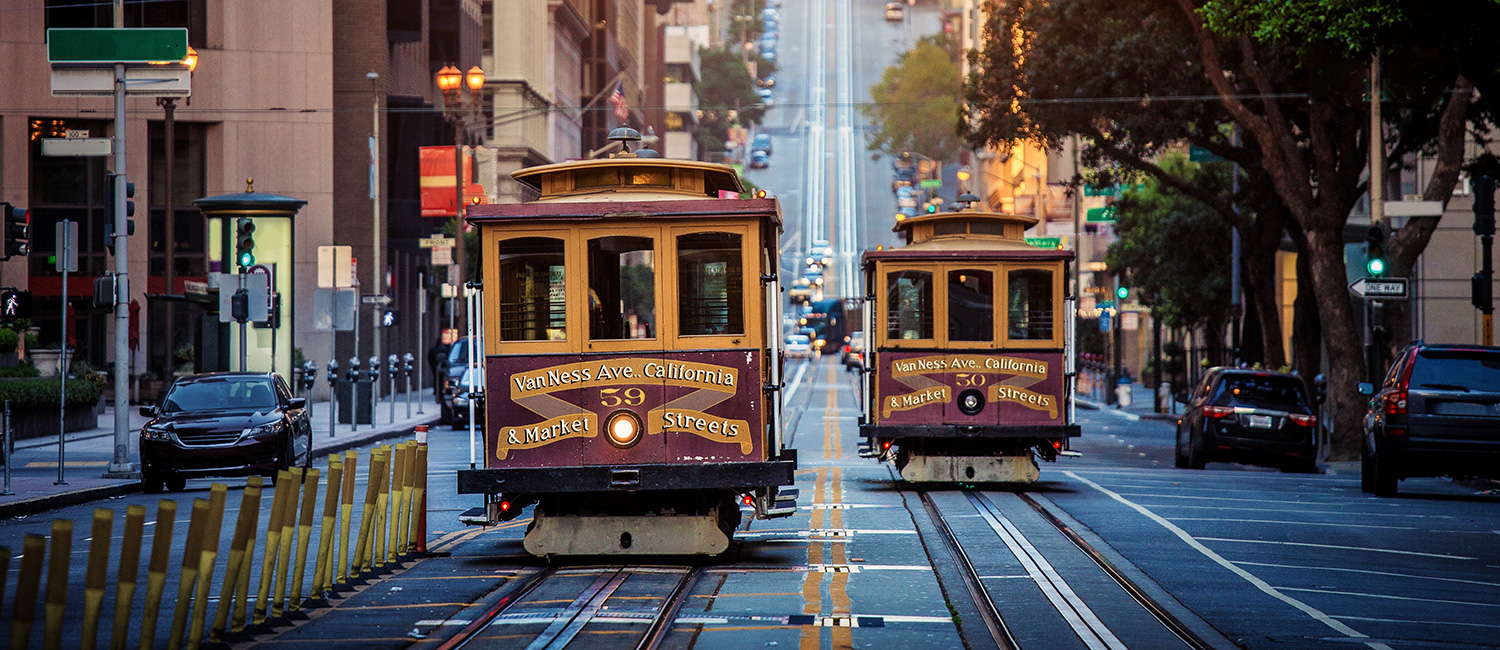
<box><xmin>1176</xmin><ymin>368</ymin><xmax>1320</xmax><ymax>473</ymax></box>
<box><xmin>139</xmin><ymin>372</ymin><xmax>312</xmax><ymax>492</ymax></box>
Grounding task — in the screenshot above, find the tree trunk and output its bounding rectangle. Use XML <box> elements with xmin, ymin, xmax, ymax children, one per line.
<box><xmin>1292</xmin><ymin>246</ymin><xmax>1323</xmax><ymax>396</ymax></box>
<box><xmin>1241</xmin><ymin>246</ymin><xmax>1285</xmax><ymax>368</ymax></box>
<box><xmin>1305</xmin><ymin>227</ymin><xmax>1367</xmax><ymax>460</ymax></box>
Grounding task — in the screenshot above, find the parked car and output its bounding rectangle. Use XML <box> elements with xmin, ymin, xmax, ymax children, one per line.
<box><xmin>1360</xmin><ymin>343</ymin><xmax>1500</xmax><ymax>496</ymax></box>
<box><xmin>843</xmin><ymin>331</ymin><xmax>866</xmax><ymax>372</ymax></box>
<box><xmin>447</xmin><ymin>365</ymin><xmax>483</xmax><ymax>429</ymax></box>
<box><xmin>753</xmin><ymin>133</ymin><xmax>773</xmax><ymax>155</ymax></box>
<box><xmin>750</xmin><ymin>150</ymin><xmax>770</xmax><ymax>169</ymax></box>
<box><xmin>757</xmin><ymin>88</ymin><xmax>775</xmax><ymax>107</ymax></box>
<box><xmin>757</xmin><ymin>75</ymin><xmax>776</xmax><ymax>89</ymax></box>
<box><xmin>885</xmin><ymin>2</ymin><xmax>904</xmax><ymax>21</ymax></box>
<box><xmin>139</xmin><ymin>372</ymin><xmax>313</xmax><ymax>493</ymax></box>
<box><xmin>785</xmin><ymin>334</ymin><xmax>814</xmax><ymax>360</ymax></box>
<box><xmin>442</xmin><ymin>337</ymin><xmax>484</xmax><ymax>423</ymax></box>
<box><xmin>1176</xmin><ymin>368</ymin><xmax>1320</xmax><ymax>473</ymax></box>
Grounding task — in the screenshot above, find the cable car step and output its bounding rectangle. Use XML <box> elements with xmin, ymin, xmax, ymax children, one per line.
<box><xmin>764</xmin><ymin>486</ymin><xmax>799</xmax><ymax>518</ymax></box>
<box><xmin>459</xmin><ymin>506</ymin><xmax>491</xmax><ymax>526</ymax></box>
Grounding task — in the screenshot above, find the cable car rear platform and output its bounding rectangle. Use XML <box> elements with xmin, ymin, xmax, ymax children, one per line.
<box><xmin>457</xmin><ymin>454</ymin><xmax>797</xmax><ymax>495</ymax></box>
<box><xmin>859</xmin><ymin>424</ymin><xmax>1081</xmax><ymax>438</ymax></box>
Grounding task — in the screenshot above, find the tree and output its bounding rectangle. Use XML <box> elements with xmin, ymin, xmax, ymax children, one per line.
<box><xmin>862</xmin><ymin>36</ymin><xmax>966</xmax><ymax>162</ymax></box>
<box><xmin>963</xmin><ymin>0</ymin><xmax>1484</xmax><ymax>460</ymax></box>
<box><xmin>1105</xmin><ymin>153</ymin><xmax>1234</xmax><ymax>361</ymax></box>
<box><xmin>696</xmin><ymin>47</ymin><xmax>766</xmax><ymax>156</ymax></box>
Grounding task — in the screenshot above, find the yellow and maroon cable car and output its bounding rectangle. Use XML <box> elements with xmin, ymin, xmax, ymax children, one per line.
<box><xmin>457</xmin><ymin>130</ymin><xmax>797</xmax><ymax>556</ymax></box>
<box><xmin>859</xmin><ymin>196</ymin><xmax>1078</xmax><ymax>482</ymax></box>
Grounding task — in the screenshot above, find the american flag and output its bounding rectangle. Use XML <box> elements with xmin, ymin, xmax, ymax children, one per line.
<box><xmin>609</xmin><ymin>82</ymin><xmax>628</xmax><ymax>122</ymax></box>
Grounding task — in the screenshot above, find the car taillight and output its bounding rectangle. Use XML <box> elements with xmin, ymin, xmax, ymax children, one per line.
<box><xmin>1204</xmin><ymin>405</ymin><xmax>1235</xmax><ymax>418</ymax></box>
<box><xmin>1385</xmin><ymin>392</ymin><xmax>1407</xmax><ymax>416</ymax></box>
<box><xmin>1289</xmin><ymin>413</ymin><xmax>1317</xmax><ymax>427</ymax></box>
<box><xmin>844</xmin><ymin>345</ymin><xmax>851</xmax><ymax>353</ymax></box>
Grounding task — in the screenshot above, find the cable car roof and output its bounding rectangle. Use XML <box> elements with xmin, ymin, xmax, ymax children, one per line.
<box><xmin>510</xmin><ymin>156</ymin><xmax>746</xmax><ymax>200</ymax></box>
<box><xmin>866</xmin><ymin>205</ymin><xmax>1073</xmax><ymax>262</ymax></box>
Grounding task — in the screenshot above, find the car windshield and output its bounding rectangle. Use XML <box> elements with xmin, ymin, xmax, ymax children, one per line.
<box><xmin>788</xmin><ymin>335</ymin><xmax>810</xmax><ymax>345</ymax></box>
<box><xmin>163</xmin><ymin>377</ymin><xmax>278</xmax><ymax>414</ymax></box>
<box><xmin>460</xmin><ymin>366</ymin><xmax>480</xmax><ymax>389</ymax></box>
<box><xmin>1210</xmin><ymin>375</ymin><xmax>1308</xmax><ymax>409</ymax></box>
<box><xmin>447</xmin><ymin>339</ymin><xmax>483</xmax><ymax>365</ymax></box>
<box><xmin>1412</xmin><ymin>349</ymin><xmax>1500</xmax><ymax>390</ymax></box>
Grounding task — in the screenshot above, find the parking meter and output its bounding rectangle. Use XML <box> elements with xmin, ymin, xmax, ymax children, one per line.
<box><xmin>402</xmin><ymin>352</ymin><xmax>414</xmax><ymax>374</ymax></box>
<box><xmin>1313</xmin><ymin>373</ymin><xmax>1328</xmax><ymax>405</ymax></box>
<box><xmin>387</xmin><ymin>354</ymin><xmax>399</xmax><ymax>376</ymax></box>
<box><xmin>367</xmin><ymin>356</ymin><xmax>380</xmax><ymax>383</ymax></box>
<box><xmin>302</xmin><ymin>359</ymin><xmax>318</xmax><ymax>393</ymax></box>
<box><xmin>347</xmin><ymin>356</ymin><xmax>362</xmax><ymax>383</ymax></box>
<box><xmin>327</xmin><ymin>359</ymin><xmax>339</xmax><ymax>389</ymax></box>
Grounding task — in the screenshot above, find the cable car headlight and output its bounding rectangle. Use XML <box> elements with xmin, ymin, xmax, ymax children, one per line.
<box><xmin>957</xmin><ymin>389</ymin><xmax>985</xmax><ymax>416</ymax></box>
<box><xmin>605</xmin><ymin>410</ymin><xmax>644</xmax><ymax>449</ymax></box>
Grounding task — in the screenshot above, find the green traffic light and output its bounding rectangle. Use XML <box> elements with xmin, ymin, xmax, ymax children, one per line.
<box><xmin>239</xmin><ymin>252</ymin><xmax>255</xmax><ymax>268</ymax></box>
<box><xmin>925</xmin><ymin>204</ymin><xmax>937</xmax><ymax>213</ymax></box>
<box><xmin>1367</xmin><ymin>257</ymin><xmax>1385</xmax><ymax>276</ymax></box>
<box><xmin>1116</xmin><ymin>286</ymin><xmax>1129</xmax><ymax>300</ymax></box>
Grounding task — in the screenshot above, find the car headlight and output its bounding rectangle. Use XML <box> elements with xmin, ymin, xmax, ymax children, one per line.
<box><xmin>244</xmin><ymin>421</ymin><xmax>284</xmax><ymax>438</ymax></box>
<box><xmin>143</xmin><ymin>426</ymin><xmax>172</xmax><ymax>441</ymax></box>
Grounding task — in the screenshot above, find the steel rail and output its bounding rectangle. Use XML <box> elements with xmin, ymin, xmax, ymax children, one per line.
<box><xmin>919</xmin><ymin>492</ymin><xmax>1020</xmax><ymax>650</ymax></box>
<box><xmin>434</xmin><ymin>565</ymin><xmax>557</xmax><ymax>650</ymax></box>
<box><xmin>1016</xmin><ymin>493</ymin><xmax>1216</xmax><ymax>650</ymax></box>
<box><xmin>633</xmin><ymin>567</ymin><xmax>704</xmax><ymax>650</ymax></box>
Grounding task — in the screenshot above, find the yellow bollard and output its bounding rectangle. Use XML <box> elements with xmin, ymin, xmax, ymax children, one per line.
<box><xmin>112</xmin><ymin>505</ymin><xmax>147</xmax><ymax>650</ymax></box>
<box><xmin>353</xmin><ymin>451</ymin><xmax>385</xmax><ymax>575</ymax></box>
<box><xmin>11</xmin><ymin>534</ymin><xmax>46</xmax><ymax>649</ymax></box>
<box><xmin>337</xmin><ymin>449</ymin><xmax>357</xmax><ymax>586</ymax></box>
<box><xmin>186</xmin><ymin>484</ymin><xmax>229</xmax><ymax>650</ymax></box>
<box><xmin>139</xmin><ymin>500</ymin><xmax>179</xmax><ymax>650</ymax></box>
<box><xmin>43</xmin><ymin>518</ymin><xmax>75</xmax><ymax>650</ymax></box>
<box><xmin>272</xmin><ymin>467</ymin><xmax>305</xmax><ymax>617</ymax></box>
<box><xmin>253</xmin><ymin>470</ymin><xmax>293</xmax><ymax>626</ymax></box>
<box><xmin>413</xmin><ymin>441</ymin><xmax>429</xmax><ymax>553</ymax></box>
<box><xmin>231</xmin><ymin>484</ymin><xmax>262</xmax><ymax>635</ymax></box>
<box><xmin>211</xmin><ymin>477</ymin><xmax>263</xmax><ymax>643</ymax></box>
<box><xmin>374</xmin><ymin>446</ymin><xmax>391</xmax><ymax>571</ymax></box>
<box><xmin>311</xmin><ymin>457</ymin><xmax>342</xmax><ymax>601</ymax></box>
<box><xmin>81</xmin><ymin>508</ymin><xmax>115</xmax><ymax>650</ymax></box>
<box><xmin>402</xmin><ymin>440</ymin><xmax>417</xmax><ymax>554</ymax></box>
<box><xmin>167</xmin><ymin>497</ymin><xmax>211</xmax><ymax>650</ymax></box>
<box><xmin>289</xmin><ymin>468</ymin><xmax>321</xmax><ymax>612</ymax></box>
<box><xmin>389</xmin><ymin>442</ymin><xmax>406</xmax><ymax>564</ymax></box>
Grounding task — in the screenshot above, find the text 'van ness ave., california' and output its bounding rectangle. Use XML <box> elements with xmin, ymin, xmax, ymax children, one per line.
<box><xmin>510</xmin><ymin>358</ymin><xmax>739</xmax><ymax>398</ymax></box>
<box><xmin>890</xmin><ymin>354</ymin><xmax>1047</xmax><ymax>379</ymax></box>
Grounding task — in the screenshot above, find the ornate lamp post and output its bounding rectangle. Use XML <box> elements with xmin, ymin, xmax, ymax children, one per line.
<box><xmin>158</xmin><ymin>45</ymin><xmax>197</xmax><ymax>387</ymax></box>
<box><xmin>434</xmin><ymin>64</ymin><xmax>484</xmax><ymax>300</ymax></box>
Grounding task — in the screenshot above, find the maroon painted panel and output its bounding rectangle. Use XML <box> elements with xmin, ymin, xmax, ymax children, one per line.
<box><xmin>663</xmin><ymin>349</ymin><xmax>763</xmax><ymax>464</ymax></box>
<box><xmin>874</xmin><ymin>350</ymin><xmax>1065</xmax><ymax>427</ymax></box>
<box><xmin>486</xmin><ymin>350</ymin><xmax>762</xmax><ymax>469</ymax></box>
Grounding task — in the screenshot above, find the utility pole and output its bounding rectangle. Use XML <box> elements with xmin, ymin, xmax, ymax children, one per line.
<box><xmin>105</xmin><ymin>0</ymin><xmax>136</xmax><ymax>478</ymax></box>
<box><xmin>1473</xmin><ymin>175</ymin><xmax>1495</xmax><ymax>346</ymax></box>
<box><xmin>369</xmin><ymin>71</ymin><xmax>383</xmax><ymax>402</ymax></box>
<box><xmin>1367</xmin><ymin>49</ymin><xmax>1389</xmax><ymax>379</ymax></box>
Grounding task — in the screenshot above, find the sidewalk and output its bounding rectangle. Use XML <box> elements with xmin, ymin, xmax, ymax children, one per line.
<box><xmin>0</xmin><ymin>389</ymin><xmax>442</xmax><ymax>518</ymax></box>
<box><xmin>1075</xmin><ymin>380</ymin><xmax>1184</xmax><ymax>422</ymax></box>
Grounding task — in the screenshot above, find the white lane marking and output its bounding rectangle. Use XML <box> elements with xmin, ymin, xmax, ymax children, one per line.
<box><xmin>1194</xmin><ymin>537</ymin><xmax>1476</xmax><ymax>560</ymax></box>
<box><xmin>1119</xmin><ymin>493</ymin><xmax>1350</xmax><ymax>507</ymax></box>
<box><xmin>1234</xmin><ymin>560</ymin><xmax>1500</xmax><ymax>588</ymax></box>
<box><xmin>969</xmin><ymin>493</ymin><xmax>1126</xmax><ymax>650</ymax></box>
<box><xmin>1278</xmin><ymin>586</ymin><xmax>1500</xmax><ymax>609</ymax></box>
<box><xmin>1133</xmin><ymin>502</ymin><xmax>1458</xmax><ymax>520</ymax></box>
<box><xmin>1065</xmin><ymin>471</ymin><xmax>1395</xmax><ymax>650</ymax></box>
<box><xmin>1336</xmin><ymin>616</ymin><xmax>1500</xmax><ymax>630</ymax></box>
<box><xmin>783</xmin><ymin>361</ymin><xmax>811</xmax><ymax>402</ymax></box>
<box><xmin>1168</xmin><ymin>517</ymin><xmax>1421</xmax><ymax>531</ymax></box>
<box><xmin>979</xmin><ymin>575</ymin><xmax>1034</xmax><ymax>580</ymax></box>
<box><xmin>414</xmin><ymin>619</ymin><xmax>472</xmax><ymax>626</ymax></box>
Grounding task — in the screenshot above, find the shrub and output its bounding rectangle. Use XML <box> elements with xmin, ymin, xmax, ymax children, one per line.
<box><xmin>0</xmin><ymin>378</ymin><xmax>101</xmax><ymax>410</ymax></box>
<box><xmin>0</xmin><ymin>329</ymin><xmax>17</xmax><ymax>354</ymax></box>
<box><xmin>0</xmin><ymin>365</ymin><xmax>41</xmax><ymax>379</ymax></box>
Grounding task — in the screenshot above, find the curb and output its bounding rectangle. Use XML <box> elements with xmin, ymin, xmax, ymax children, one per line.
<box><xmin>0</xmin><ymin>414</ymin><xmax>439</xmax><ymax>520</ymax></box>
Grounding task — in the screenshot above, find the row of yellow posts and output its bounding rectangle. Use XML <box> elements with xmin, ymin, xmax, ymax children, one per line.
<box><xmin>0</xmin><ymin>436</ymin><xmax>429</xmax><ymax>650</ymax></box>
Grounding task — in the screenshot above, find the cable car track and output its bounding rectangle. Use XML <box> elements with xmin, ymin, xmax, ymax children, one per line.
<box><xmin>922</xmin><ymin>489</ymin><xmax>1215</xmax><ymax>650</ymax></box>
<box><xmin>436</xmin><ymin>564</ymin><xmax>703</xmax><ymax>650</ymax></box>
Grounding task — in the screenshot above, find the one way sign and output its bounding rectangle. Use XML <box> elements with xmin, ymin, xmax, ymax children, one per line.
<box><xmin>1349</xmin><ymin>277</ymin><xmax>1409</xmax><ymax>299</ymax></box>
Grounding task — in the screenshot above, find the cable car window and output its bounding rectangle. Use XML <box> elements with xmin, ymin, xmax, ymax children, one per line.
<box><xmin>948</xmin><ymin>270</ymin><xmax>993</xmax><ymax>342</ymax></box>
<box><xmin>497</xmin><ymin>237</ymin><xmax>567</xmax><ymax>341</ymax></box>
<box><xmin>589</xmin><ymin>236</ymin><xmax>656</xmax><ymax>340</ymax></box>
<box><xmin>1008</xmin><ymin>269</ymin><xmax>1054</xmax><ymax>340</ymax></box>
<box><xmin>934</xmin><ymin>221</ymin><xmax>967</xmax><ymax>236</ymax></box>
<box><xmin>678</xmin><ymin>232</ymin><xmax>744</xmax><ymax>335</ymax></box>
<box><xmin>970</xmin><ymin>221</ymin><xmax>1007</xmax><ymax>236</ymax></box>
<box><xmin>887</xmin><ymin>270</ymin><xmax>933</xmax><ymax>340</ymax></box>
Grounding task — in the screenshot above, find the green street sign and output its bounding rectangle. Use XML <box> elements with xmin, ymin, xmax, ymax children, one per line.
<box><xmin>1026</xmin><ymin>237</ymin><xmax>1063</xmax><ymax>249</ymax></box>
<box><xmin>918</xmin><ymin>179</ymin><xmax>942</xmax><ymax>189</ymax></box>
<box><xmin>1084</xmin><ymin>185</ymin><xmax>1116</xmax><ymax>197</ymax></box>
<box><xmin>1085</xmin><ymin>206</ymin><xmax>1117</xmax><ymax>222</ymax></box>
<box><xmin>48</xmin><ymin>28</ymin><xmax>187</xmax><ymax>63</ymax></box>
<box><xmin>1189</xmin><ymin>144</ymin><xmax>1226</xmax><ymax>163</ymax></box>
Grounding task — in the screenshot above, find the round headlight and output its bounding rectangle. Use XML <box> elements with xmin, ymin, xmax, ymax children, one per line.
<box><xmin>605</xmin><ymin>410</ymin><xmax>643</xmax><ymax>449</ymax></box>
<box><xmin>957</xmin><ymin>389</ymin><xmax>985</xmax><ymax>416</ymax></box>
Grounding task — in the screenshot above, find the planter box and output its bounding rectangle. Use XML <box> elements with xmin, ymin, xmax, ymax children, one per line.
<box><xmin>11</xmin><ymin>403</ymin><xmax>100</xmax><ymax>441</ymax></box>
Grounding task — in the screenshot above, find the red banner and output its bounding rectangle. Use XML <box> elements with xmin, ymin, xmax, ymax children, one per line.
<box><xmin>420</xmin><ymin>146</ymin><xmax>486</xmax><ymax>217</ymax></box>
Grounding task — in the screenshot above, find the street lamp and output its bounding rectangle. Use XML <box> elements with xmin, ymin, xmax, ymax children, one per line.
<box><xmin>157</xmin><ymin>45</ymin><xmax>197</xmax><ymax>387</ymax></box>
<box><xmin>434</xmin><ymin>63</ymin><xmax>484</xmax><ymax>315</ymax></box>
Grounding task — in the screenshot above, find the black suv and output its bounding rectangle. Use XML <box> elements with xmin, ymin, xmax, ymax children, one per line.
<box><xmin>442</xmin><ymin>336</ymin><xmax>483</xmax><ymax>423</ymax></box>
<box><xmin>1360</xmin><ymin>343</ymin><xmax>1500</xmax><ymax>496</ymax></box>
<box><xmin>1176</xmin><ymin>368</ymin><xmax>1320</xmax><ymax>472</ymax></box>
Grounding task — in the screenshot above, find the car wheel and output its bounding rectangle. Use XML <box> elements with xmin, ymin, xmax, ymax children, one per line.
<box><xmin>301</xmin><ymin>431</ymin><xmax>314</xmax><ymax>469</ymax></box>
<box><xmin>440</xmin><ymin>403</ymin><xmax>453</xmax><ymax>425</ymax></box>
<box><xmin>165</xmin><ymin>475</ymin><xmax>187</xmax><ymax>492</ymax></box>
<box><xmin>1360</xmin><ymin>441</ymin><xmax>1376</xmax><ymax>493</ymax></box>
<box><xmin>141</xmin><ymin>471</ymin><xmax>165</xmax><ymax>494</ymax></box>
<box><xmin>1372</xmin><ymin>439</ymin><xmax>1398</xmax><ymax>497</ymax></box>
<box><xmin>276</xmin><ymin>435</ymin><xmax>294</xmax><ymax>472</ymax></box>
<box><xmin>1186</xmin><ymin>430</ymin><xmax>1207</xmax><ymax>470</ymax></box>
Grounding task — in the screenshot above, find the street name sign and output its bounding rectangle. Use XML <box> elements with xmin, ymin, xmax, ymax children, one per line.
<box><xmin>361</xmin><ymin>294</ymin><xmax>393</xmax><ymax>306</ymax></box>
<box><xmin>419</xmin><ymin>236</ymin><xmax>454</xmax><ymax>248</ymax></box>
<box><xmin>47</xmin><ymin>28</ymin><xmax>188</xmax><ymax>63</ymax></box>
<box><xmin>1349</xmin><ymin>277</ymin><xmax>1409</xmax><ymax>299</ymax></box>
<box><xmin>50</xmin><ymin>65</ymin><xmax>191</xmax><ymax>98</ymax></box>
<box><xmin>42</xmin><ymin>137</ymin><xmax>112</xmax><ymax>157</ymax></box>
<box><xmin>1384</xmin><ymin>200</ymin><xmax>1445</xmax><ymax>217</ymax></box>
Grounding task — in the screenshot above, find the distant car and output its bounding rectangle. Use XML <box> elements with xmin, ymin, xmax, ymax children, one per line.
<box><xmin>1361</xmin><ymin>343</ymin><xmax>1500</xmax><ymax>496</ymax></box>
<box><xmin>842</xmin><ymin>332</ymin><xmax>866</xmax><ymax>372</ymax></box>
<box><xmin>442</xmin><ymin>337</ymin><xmax>484</xmax><ymax>423</ymax></box>
<box><xmin>785</xmin><ymin>334</ymin><xmax>813</xmax><ymax>360</ymax></box>
<box><xmin>757</xmin><ymin>75</ymin><xmax>776</xmax><ymax>89</ymax></box>
<box><xmin>756</xmin><ymin>88</ymin><xmax>774</xmax><ymax>107</ymax></box>
<box><xmin>447</xmin><ymin>366</ymin><xmax>482</xmax><ymax>430</ymax></box>
<box><xmin>752</xmin><ymin>133</ymin><xmax>773</xmax><ymax>155</ymax></box>
<box><xmin>139</xmin><ymin>372</ymin><xmax>313</xmax><ymax>493</ymax></box>
<box><xmin>762</xmin><ymin>6</ymin><xmax>777</xmax><ymax>19</ymax></box>
<box><xmin>1176</xmin><ymin>368</ymin><xmax>1319</xmax><ymax>473</ymax></box>
<box><xmin>885</xmin><ymin>2</ymin><xmax>904</xmax><ymax>21</ymax></box>
<box><xmin>750</xmin><ymin>150</ymin><xmax>770</xmax><ymax>169</ymax></box>
<box><xmin>811</xmin><ymin>240</ymin><xmax>834</xmax><ymax>259</ymax></box>
<box><xmin>803</xmin><ymin>265</ymin><xmax>824</xmax><ymax>286</ymax></box>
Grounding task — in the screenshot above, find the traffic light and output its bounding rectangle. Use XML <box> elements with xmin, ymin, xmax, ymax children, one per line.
<box><xmin>1116</xmin><ymin>285</ymin><xmax>1130</xmax><ymax>300</ymax></box>
<box><xmin>94</xmin><ymin>275</ymin><xmax>116</xmax><ymax>312</ymax></box>
<box><xmin>103</xmin><ymin>174</ymin><xmax>135</xmax><ymax>257</ymax></box>
<box><xmin>381</xmin><ymin>310</ymin><xmax>398</xmax><ymax>327</ymax></box>
<box><xmin>925</xmin><ymin>203</ymin><xmax>938</xmax><ymax>214</ymax></box>
<box><xmin>230</xmin><ymin>288</ymin><xmax>250</xmax><ymax>322</ymax></box>
<box><xmin>1474</xmin><ymin>174</ymin><xmax>1495</xmax><ymax>236</ymax></box>
<box><xmin>3</xmin><ymin>203</ymin><xmax>29</xmax><ymax>259</ymax></box>
<box><xmin>1365</xmin><ymin>225</ymin><xmax>1386</xmax><ymax>276</ymax></box>
<box><xmin>236</xmin><ymin>218</ymin><xmax>256</xmax><ymax>269</ymax></box>
<box><xmin>0</xmin><ymin>289</ymin><xmax>32</xmax><ymax>320</ymax></box>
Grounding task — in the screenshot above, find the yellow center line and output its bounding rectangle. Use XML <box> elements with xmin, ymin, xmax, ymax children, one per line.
<box><xmin>801</xmin><ymin>464</ymin><xmax>828</xmax><ymax>650</ymax></box>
